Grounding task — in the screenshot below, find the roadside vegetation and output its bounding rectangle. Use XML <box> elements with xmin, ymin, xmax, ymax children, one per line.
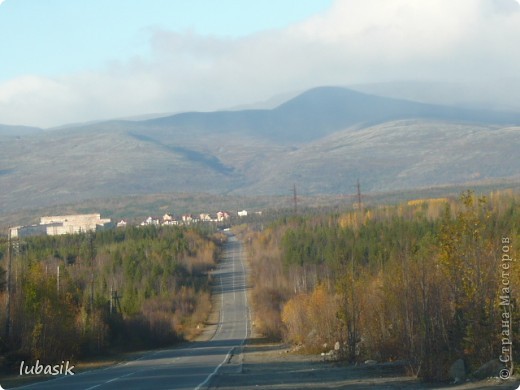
<box><xmin>243</xmin><ymin>190</ymin><xmax>520</xmax><ymax>381</ymax></box>
<box><xmin>0</xmin><ymin>225</ymin><xmax>224</xmax><ymax>373</ymax></box>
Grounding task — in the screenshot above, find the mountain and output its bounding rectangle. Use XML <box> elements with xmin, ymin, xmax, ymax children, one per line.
<box><xmin>142</xmin><ymin>86</ymin><xmax>520</xmax><ymax>143</ymax></box>
<box><xmin>349</xmin><ymin>81</ymin><xmax>520</xmax><ymax>113</ymax></box>
<box><xmin>0</xmin><ymin>86</ymin><xmax>519</xmax><ymax>214</ymax></box>
<box><xmin>0</xmin><ymin>124</ymin><xmax>42</xmax><ymax>137</ymax></box>
<box><xmin>243</xmin><ymin>119</ymin><xmax>520</xmax><ymax>195</ymax></box>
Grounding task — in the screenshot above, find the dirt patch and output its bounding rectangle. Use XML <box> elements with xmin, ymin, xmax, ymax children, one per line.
<box><xmin>210</xmin><ymin>336</ymin><xmax>520</xmax><ymax>390</ymax></box>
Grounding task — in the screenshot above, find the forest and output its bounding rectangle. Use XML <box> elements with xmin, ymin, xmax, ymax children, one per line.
<box><xmin>243</xmin><ymin>190</ymin><xmax>519</xmax><ymax>381</ymax></box>
<box><xmin>0</xmin><ymin>224</ymin><xmax>223</xmax><ymax>372</ymax></box>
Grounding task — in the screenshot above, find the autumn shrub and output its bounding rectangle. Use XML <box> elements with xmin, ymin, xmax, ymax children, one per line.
<box><xmin>251</xmin><ymin>288</ymin><xmax>286</xmax><ymax>339</ymax></box>
<box><xmin>281</xmin><ymin>284</ymin><xmax>341</xmax><ymax>352</ymax></box>
<box><xmin>249</xmin><ymin>190</ymin><xmax>520</xmax><ymax>381</ymax></box>
<box><xmin>0</xmin><ymin>224</ymin><xmax>220</xmax><ymax>368</ymax></box>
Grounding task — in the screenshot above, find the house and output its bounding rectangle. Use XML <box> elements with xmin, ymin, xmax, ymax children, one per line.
<box><xmin>182</xmin><ymin>214</ymin><xmax>193</xmax><ymax>224</ymax></box>
<box><xmin>141</xmin><ymin>216</ymin><xmax>160</xmax><ymax>226</ymax></box>
<box><xmin>238</xmin><ymin>210</ymin><xmax>248</xmax><ymax>217</ymax></box>
<box><xmin>116</xmin><ymin>220</ymin><xmax>127</xmax><ymax>228</ymax></box>
<box><xmin>163</xmin><ymin>213</ymin><xmax>174</xmax><ymax>222</ymax></box>
<box><xmin>216</xmin><ymin>211</ymin><xmax>230</xmax><ymax>222</ymax></box>
<box><xmin>199</xmin><ymin>213</ymin><xmax>212</xmax><ymax>222</ymax></box>
<box><xmin>162</xmin><ymin>219</ymin><xmax>178</xmax><ymax>226</ymax></box>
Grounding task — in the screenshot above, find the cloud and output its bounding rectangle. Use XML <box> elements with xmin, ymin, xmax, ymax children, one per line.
<box><xmin>1</xmin><ymin>0</ymin><xmax>520</xmax><ymax>127</ymax></box>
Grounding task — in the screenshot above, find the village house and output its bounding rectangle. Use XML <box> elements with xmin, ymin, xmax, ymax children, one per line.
<box><xmin>141</xmin><ymin>216</ymin><xmax>160</xmax><ymax>226</ymax></box>
<box><xmin>182</xmin><ymin>214</ymin><xmax>194</xmax><ymax>224</ymax></box>
<box><xmin>116</xmin><ymin>220</ymin><xmax>127</xmax><ymax>228</ymax></box>
<box><xmin>199</xmin><ymin>213</ymin><xmax>212</xmax><ymax>222</ymax></box>
<box><xmin>216</xmin><ymin>211</ymin><xmax>230</xmax><ymax>222</ymax></box>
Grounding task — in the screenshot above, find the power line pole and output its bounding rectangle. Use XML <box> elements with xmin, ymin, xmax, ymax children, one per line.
<box><xmin>57</xmin><ymin>265</ymin><xmax>60</xmax><ymax>296</ymax></box>
<box><xmin>110</xmin><ymin>285</ymin><xmax>113</xmax><ymax>314</ymax></box>
<box><xmin>356</xmin><ymin>179</ymin><xmax>363</xmax><ymax>212</ymax></box>
<box><xmin>90</xmin><ymin>276</ymin><xmax>94</xmax><ymax>311</ymax></box>
<box><xmin>110</xmin><ymin>287</ymin><xmax>122</xmax><ymax>315</ymax></box>
<box><xmin>4</xmin><ymin>227</ymin><xmax>12</xmax><ymax>339</ymax></box>
<box><xmin>88</xmin><ymin>232</ymin><xmax>95</xmax><ymax>311</ymax></box>
<box><xmin>293</xmin><ymin>183</ymin><xmax>298</xmax><ymax>215</ymax></box>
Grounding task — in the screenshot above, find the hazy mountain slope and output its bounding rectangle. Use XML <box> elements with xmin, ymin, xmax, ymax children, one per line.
<box><xmin>350</xmin><ymin>81</ymin><xmax>520</xmax><ymax>113</ymax></box>
<box><xmin>0</xmin><ymin>124</ymin><xmax>42</xmax><ymax>137</ymax></box>
<box><xmin>1</xmin><ymin>87</ymin><xmax>520</xmax><ymax>213</ymax></box>
<box><xmin>142</xmin><ymin>86</ymin><xmax>520</xmax><ymax>144</ymax></box>
<box><xmin>0</xmin><ymin>127</ymin><xmax>246</xmax><ymax>211</ymax></box>
<box><xmin>241</xmin><ymin>120</ymin><xmax>520</xmax><ymax>195</ymax></box>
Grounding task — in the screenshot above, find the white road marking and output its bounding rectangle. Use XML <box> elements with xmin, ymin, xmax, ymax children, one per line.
<box><xmin>194</xmin><ymin>238</ymin><xmax>248</xmax><ymax>390</ymax></box>
<box><xmin>84</xmin><ymin>370</ymin><xmax>138</xmax><ymax>389</ymax></box>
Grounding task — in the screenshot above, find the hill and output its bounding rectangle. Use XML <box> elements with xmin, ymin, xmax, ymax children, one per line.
<box><xmin>0</xmin><ymin>86</ymin><xmax>519</xmax><ymax>215</ymax></box>
<box><xmin>243</xmin><ymin>119</ymin><xmax>520</xmax><ymax>195</ymax></box>
<box><xmin>142</xmin><ymin>86</ymin><xmax>520</xmax><ymax>143</ymax></box>
<box><xmin>0</xmin><ymin>124</ymin><xmax>42</xmax><ymax>137</ymax></box>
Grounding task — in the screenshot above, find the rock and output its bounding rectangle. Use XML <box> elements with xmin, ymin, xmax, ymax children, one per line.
<box><xmin>364</xmin><ymin>360</ymin><xmax>377</xmax><ymax>365</ymax></box>
<box><xmin>322</xmin><ymin>349</ymin><xmax>339</xmax><ymax>362</ymax></box>
<box><xmin>472</xmin><ymin>359</ymin><xmax>504</xmax><ymax>380</ymax></box>
<box><xmin>292</xmin><ymin>344</ymin><xmax>303</xmax><ymax>353</ymax></box>
<box><xmin>334</xmin><ymin>341</ymin><xmax>341</xmax><ymax>351</ymax></box>
<box><xmin>449</xmin><ymin>359</ymin><xmax>466</xmax><ymax>383</ymax></box>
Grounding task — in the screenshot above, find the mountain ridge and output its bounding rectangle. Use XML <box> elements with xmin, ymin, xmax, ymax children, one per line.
<box><xmin>1</xmin><ymin>86</ymin><xmax>519</xmax><ymax>213</ymax></box>
<box><xmin>140</xmin><ymin>86</ymin><xmax>520</xmax><ymax>143</ymax></box>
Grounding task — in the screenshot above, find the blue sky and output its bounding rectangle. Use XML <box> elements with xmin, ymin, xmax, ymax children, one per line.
<box><xmin>1</xmin><ymin>0</ymin><xmax>520</xmax><ymax>127</ymax></box>
<box><xmin>0</xmin><ymin>0</ymin><xmax>332</xmax><ymax>81</ymax></box>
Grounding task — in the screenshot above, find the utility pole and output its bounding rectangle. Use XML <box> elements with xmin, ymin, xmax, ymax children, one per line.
<box><xmin>110</xmin><ymin>285</ymin><xmax>113</xmax><ymax>314</ymax></box>
<box><xmin>57</xmin><ymin>265</ymin><xmax>60</xmax><ymax>296</ymax></box>
<box><xmin>293</xmin><ymin>183</ymin><xmax>298</xmax><ymax>215</ymax></box>
<box><xmin>4</xmin><ymin>227</ymin><xmax>12</xmax><ymax>339</ymax></box>
<box><xmin>90</xmin><ymin>276</ymin><xmax>94</xmax><ymax>311</ymax></box>
<box><xmin>356</xmin><ymin>179</ymin><xmax>363</xmax><ymax>212</ymax></box>
<box><xmin>88</xmin><ymin>232</ymin><xmax>95</xmax><ymax>311</ymax></box>
<box><xmin>110</xmin><ymin>287</ymin><xmax>122</xmax><ymax>315</ymax></box>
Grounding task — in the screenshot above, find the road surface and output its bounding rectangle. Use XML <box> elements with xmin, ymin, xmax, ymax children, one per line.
<box><xmin>15</xmin><ymin>234</ymin><xmax>249</xmax><ymax>390</ymax></box>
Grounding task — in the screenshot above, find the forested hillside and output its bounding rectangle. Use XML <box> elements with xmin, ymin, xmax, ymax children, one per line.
<box><xmin>0</xmin><ymin>225</ymin><xmax>223</xmax><ymax>372</ymax></box>
<box><xmin>244</xmin><ymin>190</ymin><xmax>520</xmax><ymax>381</ymax></box>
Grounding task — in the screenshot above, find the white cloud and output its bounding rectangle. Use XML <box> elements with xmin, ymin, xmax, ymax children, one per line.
<box><xmin>1</xmin><ymin>0</ymin><xmax>520</xmax><ymax>127</ymax></box>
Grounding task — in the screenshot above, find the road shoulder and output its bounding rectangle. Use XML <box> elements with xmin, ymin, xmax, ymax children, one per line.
<box><xmin>210</xmin><ymin>334</ymin><xmax>520</xmax><ymax>390</ymax></box>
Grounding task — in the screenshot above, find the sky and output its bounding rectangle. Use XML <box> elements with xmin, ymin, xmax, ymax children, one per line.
<box><xmin>1</xmin><ymin>0</ymin><xmax>520</xmax><ymax>128</ymax></box>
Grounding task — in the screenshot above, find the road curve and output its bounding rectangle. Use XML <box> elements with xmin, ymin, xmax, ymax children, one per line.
<box><xmin>15</xmin><ymin>234</ymin><xmax>249</xmax><ymax>390</ymax></box>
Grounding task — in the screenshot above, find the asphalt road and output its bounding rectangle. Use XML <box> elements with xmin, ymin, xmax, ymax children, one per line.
<box><xmin>15</xmin><ymin>234</ymin><xmax>250</xmax><ymax>390</ymax></box>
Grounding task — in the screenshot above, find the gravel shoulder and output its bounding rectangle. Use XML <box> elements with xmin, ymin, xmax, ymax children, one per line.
<box><xmin>210</xmin><ymin>334</ymin><xmax>520</xmax><ymax>390</ymax></box>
